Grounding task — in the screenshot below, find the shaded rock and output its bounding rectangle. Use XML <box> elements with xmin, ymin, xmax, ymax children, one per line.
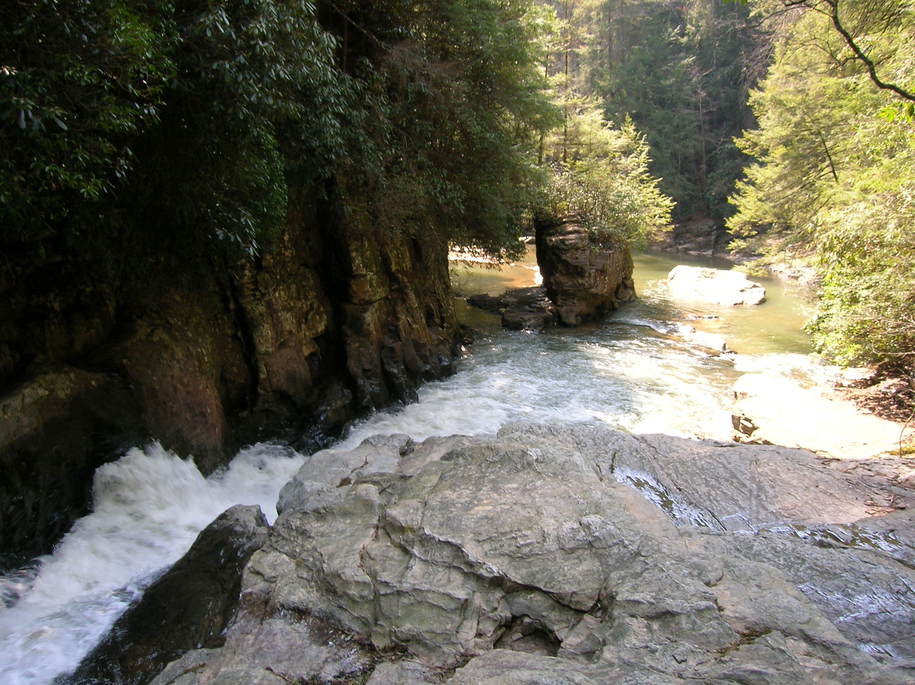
<box><xmin>66</xmin><ymin>505</ymin><xmax>270</xmax><ymax>685</ymax></box>
<box><xmin>467</xmin><ymin>287</ymin><xmax>556</xmax><ymax>331</ymax></box>
<box><xmin>653</xmin><ymin>214</ymin><xmax>724</xmax><ymax>256</ymax></box>
<box><xmin>668</xmin><ymin>265</ymin><xmax>766</xmax><ymax>305</ymax></box>
<box><xmin>1</xmin><ymin>188</ymin><xmax>460</xmax><ymax>563</ymax></box>
<box><xmin>536</xmin><ymin>218</ymin><xmax>636</xmax><ymax>326</ymax></box>
<box><xmin>0</xmin><ymin>367</ymin><xmax>142</xmax><ymax>569</ymax></box>
<box><xmin>155</xmin><ymin>422</ymin><xmax>913</xmax><ymax>684</ymax></box>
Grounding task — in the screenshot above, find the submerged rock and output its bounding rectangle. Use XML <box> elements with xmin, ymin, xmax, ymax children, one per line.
<box><xmin>536</xmin><ymin>218</ymin><xmax>636</xmax><ymax>326</ymax></box>
<box><xmin>66</xmin><ymin>505</ymin><xmax>269</xmax><ymax>685</ymax></box>
<box><xmin>151</xmin><ymin>422</ymin><xmax>914</xmax><ymax>684</ymax></box>
<box><xmin>668</xmin><ymin>265</ymin><xmax>766</xmax><ymax>305</ymax></box>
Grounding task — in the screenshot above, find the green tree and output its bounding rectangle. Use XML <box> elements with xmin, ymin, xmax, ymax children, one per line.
<box><xmin>727</xmin><ymin>0</ymin><xmax>915</xmax><ymax>366</ymax></box>
<box><xmin>2</xmin><ymin>0</ymin><xmax>558</xmax><ymax>259</ymax></box>
<box><xmin>559</xmin><ymin>0</ymin><xmax>765</xmax><ymax>223</ymax></box>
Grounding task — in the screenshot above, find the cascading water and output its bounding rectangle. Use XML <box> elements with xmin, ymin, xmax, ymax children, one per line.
<box><xmin>0</xmin><ymin>443</ymin><xmax>306</xmax><ymax>684</ymax></box>
<box><xmin>0</xmin><ymin>251</ymin><xmax>814</xmax><ymax>684</ymax></box>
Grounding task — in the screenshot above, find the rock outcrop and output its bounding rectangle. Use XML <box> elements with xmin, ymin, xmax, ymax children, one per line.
<box><xmin>536</xmin><ymin>218</ymin><xmax>636</xmax><ymax>326</ymax></box>
<box><xmin>0</xmin><ymin>189</ymin><xmax>459</xmax><ymax>567</ymax></box>
<box><xmin>668</xmin><ymin>265</ymin><xmax>766</xmax><ymax>305</ymax></box>
<box><xmin>148</xmin><ymin>422</ymin><xmax>914</xmax><ymax>685</ymax></box>
<box><xmin>467</xmin><ymin>287</ymin><xmax>556</xmax><ymax>331</ymax></box>
<box><xmin>652</xmin><ymin>215</ymin><xmax>725</xmax><ymax>256</ymax></box>
<box><xmin>66</xmin><ymin>505</ymin><xmax>269</xmax><ymax>685</ymax></box>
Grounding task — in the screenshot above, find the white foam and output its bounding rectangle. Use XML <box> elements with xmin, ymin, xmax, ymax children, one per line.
<box><xmin>0</xmin><ymin>442</ymin><xmax>305</xmax><ymax>685</ymax></box>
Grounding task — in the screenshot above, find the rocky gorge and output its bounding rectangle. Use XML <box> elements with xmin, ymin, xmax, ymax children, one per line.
<box><xmin>5</xmin><ymin>219</ymin><xmax>914</xmax><ymax>685</ymax></box>
<box><xmin>0</xmin><ymin>189</ymin><xmax>460</xmax><ymax>569</ymax></box>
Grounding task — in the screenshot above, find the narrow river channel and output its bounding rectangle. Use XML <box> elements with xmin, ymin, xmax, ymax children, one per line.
<box><xmin>0</xmin><ymin>250</ymin><xmax>815</xmax><ymax>684</ymax></box>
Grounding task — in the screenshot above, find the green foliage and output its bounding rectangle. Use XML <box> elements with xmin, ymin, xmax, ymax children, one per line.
<box><xmin>2</xmin><ymin>0</ymin><xmax>557</xmax><ymax>259</ymax></box>
<box><xmin>0</xmin><ymin>0</ymin><xmax>177</xmax><ymax>236</ymax></box>
<box><xmin>534</xmin><ymin>2</ymin><xmax>673</xmax><ymax>247</ymax></box>
<box><xmin>359</xmin><ymin>0</ymin><xmax>558</xmax><ymax>258</ymax></box>
<box><xmin>555</xmin><ymin>0</ymin><xmax>766</xmax><ymax>223</ymax></box>
<box><xmin>727</xmin><ymin>1</ymin><xmax>915</xmax><ymax>366</ymax></box>
<box><xmin>540</xmin><ymin>107</ymin><xmax>673</xmax><ymax>245</ymax></box>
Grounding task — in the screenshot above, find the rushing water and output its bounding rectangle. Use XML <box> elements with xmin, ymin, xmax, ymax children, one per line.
<box><xmin>0</xmin><ymin>249</ymin><xmax>815</xmax><ymax>684</ymax></box>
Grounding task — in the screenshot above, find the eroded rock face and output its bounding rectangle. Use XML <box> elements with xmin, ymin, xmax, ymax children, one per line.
<box><xmin>536</xmin><ymin>218</ymin><xmax>636</xmax><ymax>326</ymax></box>
<box><xmin>152</xmin><ymin>422</ymin><xmax>914</xmax><ymax>685</ymax></box>
<box><xmin>0</xmin><ymin>191</ymin><xmax>459</xmax><ymax>565</ymax></box>
<box><xmin>667</xmin><ymin>265</ymin><xmax>766</xmax><ymax>305</ymax></box>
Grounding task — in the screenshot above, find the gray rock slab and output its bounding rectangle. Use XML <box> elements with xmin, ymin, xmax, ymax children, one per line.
<box><xmin>151</xmin><ymin>421</ymin><xmax>914</xmax><ymax>685</ymax></box>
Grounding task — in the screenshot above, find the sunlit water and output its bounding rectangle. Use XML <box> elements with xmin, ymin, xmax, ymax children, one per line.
<box><xmin>0</xmin><ymin>249</ymin><xmax>815</xmax><ymax>684</ymax></box>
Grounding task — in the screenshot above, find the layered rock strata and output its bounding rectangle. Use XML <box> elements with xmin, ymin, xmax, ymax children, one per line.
<box><xmin>536</xmin><ymin>218</ymin><xmax>636</xmax><ymax>326</ymax></box>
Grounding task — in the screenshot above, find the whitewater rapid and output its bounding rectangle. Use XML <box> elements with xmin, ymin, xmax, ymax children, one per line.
<box><xmin>0</xmin><ymin>252</ymin><xmax>814</xmax><ymax>684</ymax></box>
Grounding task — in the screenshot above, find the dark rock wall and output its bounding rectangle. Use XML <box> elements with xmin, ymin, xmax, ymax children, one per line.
<box><xmin>0</xmin><ymin>189</ymin><xmax>458</xmax><ymax>568</ymax></box>
<box><xmin>535</xmin><ymin>217</ymin><xmax>635</xmax><ymax>326</ymax></box>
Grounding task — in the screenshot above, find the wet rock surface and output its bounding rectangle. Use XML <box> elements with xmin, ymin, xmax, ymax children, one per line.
<box><xmin>667</xmin><ymin>265</ymin><xmax>766</xmax><ymax>306</ymax></box>
<box><xmin>151</xmin><ymin>422</ymin><xmax>914</xmax><ymax>684</ymax></box>
<box><xmin>536</xmin><ymin>218</ymin><xmax>636</xmax><ymax>326</ymax></box>
<box><xmin>65</xmin><ymin>505</ymin><xmax>270</xmax><ymax>685</ymax></box>
<box><xmin>467</xmin><ymin>287</ymin><xmax>556</xmax><ymax>331</ymax></box>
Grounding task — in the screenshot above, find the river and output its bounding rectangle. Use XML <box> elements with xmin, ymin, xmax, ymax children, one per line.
<box><xmin>0</xmin><ymin>250</ymin><xmax>815</xmax><ymax>684</ymax></box>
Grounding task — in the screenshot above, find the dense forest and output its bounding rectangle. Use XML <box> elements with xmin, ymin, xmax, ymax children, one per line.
<box><xmin>2</xmin><ymin>0</ymin><xmax>913</xmax><ymax>368</ymax></box>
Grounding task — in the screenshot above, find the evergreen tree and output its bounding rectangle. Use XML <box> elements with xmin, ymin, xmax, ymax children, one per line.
<box><xmin>727</xmin><ymin>0</ymin><xmax>915</xmax><ymax>366</ymax></box>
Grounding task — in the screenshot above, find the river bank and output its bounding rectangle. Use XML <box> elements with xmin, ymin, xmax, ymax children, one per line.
<box><xmin>453</xmin><ymin>247</ymin><xmax>913</xmax><ymax>462</ymax></box>
<box><xmin>1</xmin><ymin>246</ymin><xmax>912</xmax><ymax>684</ymax></box>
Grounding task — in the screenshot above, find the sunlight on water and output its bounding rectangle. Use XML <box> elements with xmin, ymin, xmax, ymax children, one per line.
<box><xmin>340</xmin><ymin>323</ymin><xmax>738</xmax><ymax>451</ymax></box>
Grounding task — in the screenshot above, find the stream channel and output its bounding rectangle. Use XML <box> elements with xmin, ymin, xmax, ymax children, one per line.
<box><xmin>0</xmin><ymin>250</ymin><xmax>815</xmax><ymax>684</ymax></box>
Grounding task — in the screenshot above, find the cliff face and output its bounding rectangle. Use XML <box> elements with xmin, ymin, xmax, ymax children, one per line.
<box><xmin>0</xmin><ymin>188</ymin><xmax>459</xmax><ymax>568</ymax></box>
<box><xmin>535</xmin><ymin>217</ymin><xmax>636</xmax><ymax>326</ymax></box>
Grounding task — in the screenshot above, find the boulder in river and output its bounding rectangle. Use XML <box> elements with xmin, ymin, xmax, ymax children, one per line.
<box><xmin>467</xmin><ymin>287</ymin><xmax>556</xmax><ymax>331</ymax></box>
<box><xmin>668</xmin><ymin>265</ymin><xmax>766</xmax><ymax>305</ymax></box>
<box><xmin>67</xmin><ymin>504</ymin><xmax>269</xmax><ymax>685</ymax></box>
<box><xmin>536</xmin><ymin>217</ymin><xmax>636</xmax><ymax>326</ymax></box>
<box><xmin>150</xmin><ymin>422</ymin><xmax>914</xmax><ymax>685</ymax></box>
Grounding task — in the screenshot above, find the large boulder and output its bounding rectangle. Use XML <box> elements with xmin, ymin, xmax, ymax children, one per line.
<box><xmin>536</xmin><ymin>218</ymin><xmax>636</xmax><ymax>326</ymax></box>
<box><xmin>151</xmin><ymin>422</ymin><xmax>913</xmax><ymax>685</ymax></box>
<box><xmin>66</xmin><ymin>505</ymin><xmax>270</xmax><ymax>685</ymax></box>
<box><xmin>667</xmin><ymin>265</ymin><xmax>766</xmax><ymax>305</ymax></box>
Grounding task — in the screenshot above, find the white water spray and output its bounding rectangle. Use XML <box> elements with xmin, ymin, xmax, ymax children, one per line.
<box><xmin>0</xmin><ymin>442</ymin><xmax>305</xmax><ymax>685</ymax></box>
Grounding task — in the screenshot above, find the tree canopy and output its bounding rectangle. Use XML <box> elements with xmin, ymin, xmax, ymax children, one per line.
<box><xmin>727</xmin><ymin>0</ymin><xmax>915</xmax><ymax>366</ymax></box>
<box><xmin>1</xmin><ymin>0</ymin><xmax>557</xmax><ymax>258</ymax></box>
